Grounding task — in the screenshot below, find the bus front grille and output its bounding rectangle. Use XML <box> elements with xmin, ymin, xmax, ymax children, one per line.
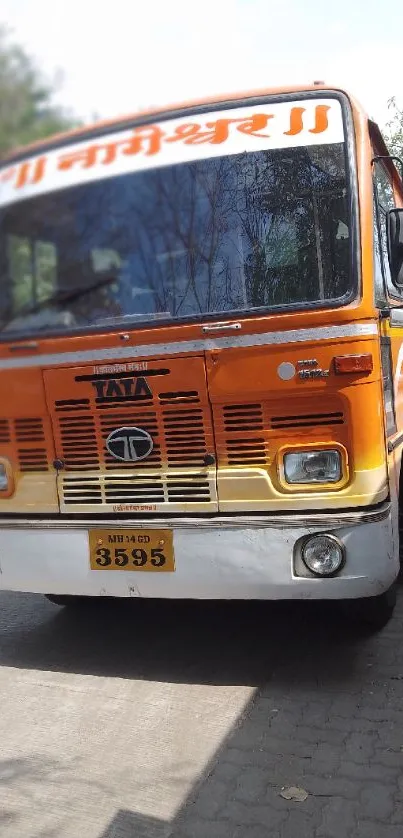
<box><xmin>44</xmin><ymin>356</ymin><xmax>218</xmax><ymax>513</ymax></box>
<box><xmin>61</xmin><ymin>472</ymin><xmax>213</xmax><ymax>510</ymax></box>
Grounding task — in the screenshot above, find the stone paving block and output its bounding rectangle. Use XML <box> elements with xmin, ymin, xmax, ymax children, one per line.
<box><xmin>280</xmin><ymin>811</ymin><xmax>322</xmax><ymax>838</ymax></box>
<box><xmin>360</xmin><ymin>784</ymin><xmax>395</xmax><ymax>820</ymax></box>
<box><xmin>352</xmin><ymin>822</ymin><xmax>403</xmax><ymax>838</ymax></box>
<box><xmin>234</xmin><ymin>826</ymin><xmax>282</xmax><ymax>838</ymax></box>
<box><xmin>337</xmin><ymin>759</ymin><xmax>399</xmax><ymax>782</ymax></box>
<box><xmin>193</xmin><ymin>780</ymin><xmax>230</xmax><ymax>818</ymax></box>
<box><xmin>317</xmin><ymin>797</ymin><xmax>359</xmax><ymax>837</ymax></box>
<box><xmin>233</xmin><ymin>767</ymin><xmax>269</xmax><ymax>803</ymax></box>
<box><xmin>221</xmin><ymin>800</ymin><xmax>288</xmax><ymax>829</ymax></box>
<box><xmin>211</xmin><ymin>762</ymin><xmax>240</xmax><ymax>784</ymax></box>
<box><xmin>309</xmin><ymin>744</ymin><xmax>341</xmax><ymax>773</ymax></box>
<box><xmin>174</xmin><ymin>819</ymin><xmax>237</xmax><ymax>838</ymax></box>
<box><xmin>294</xmin><ymin>726</ymin><xmax>348</xmax><ymax>746</ymax></box>
<box><xmin>372</xmin><ymin>749</ymin><xmax>403</xmax><ymax>768</ymax></box>
<box><xmin>302</xmin><ymin>773</ymin><xmax>364</xmax><ymax>799</ymax></box>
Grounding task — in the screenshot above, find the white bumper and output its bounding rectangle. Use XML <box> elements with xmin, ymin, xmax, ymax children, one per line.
<box><xmin>0</xmin><ymin>505</ymin><xmax>397</xmax><ymax>600</ymax></box>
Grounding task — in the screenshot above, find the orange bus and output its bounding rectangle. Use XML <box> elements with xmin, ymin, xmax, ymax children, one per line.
<box><xmin>0</xmin><ymin>83</ymin><xmax>402</xmax><ymax>629</ymax></box>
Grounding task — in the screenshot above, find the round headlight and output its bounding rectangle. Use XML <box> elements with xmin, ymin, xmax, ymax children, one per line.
<box><xmin>301</xmin><ymin>534</ymin><xmax>344</xmax><ymax>577</ymax></box>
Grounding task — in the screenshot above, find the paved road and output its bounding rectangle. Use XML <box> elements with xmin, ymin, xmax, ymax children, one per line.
<box><xmin>0</xmin><ymin>587</ymin><xmax>402</xmax><ymax>838</ymax></box>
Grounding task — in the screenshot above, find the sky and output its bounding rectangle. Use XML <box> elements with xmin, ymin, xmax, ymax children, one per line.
<box><xmin>1</xmin><ymin>0</ymin><xmax>402</xmax><ymax>130</ymax></box>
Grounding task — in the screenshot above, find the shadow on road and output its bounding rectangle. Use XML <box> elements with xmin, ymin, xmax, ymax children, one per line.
<box><xmin>0</xmin><ymin>590</ymin><xmax>385</xmax><ymax>687</ymax></box>
<box><xmin>98</xmin><ymin>810</ymin><xmax>168</xmax><ymax>838</ymax></box>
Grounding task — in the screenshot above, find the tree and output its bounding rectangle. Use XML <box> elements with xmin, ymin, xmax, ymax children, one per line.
<box><xmin>385</xmin><ymin>97</ymin><xmax>403</xmax><ymax>161</ymax></box>
<box><xmin>0</xmin><ymin>27</ymin><xmax>77</xmax><ymax>158</ymax></box>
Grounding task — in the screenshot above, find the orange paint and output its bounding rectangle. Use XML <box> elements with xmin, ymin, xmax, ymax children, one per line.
<box><xmin>14</xmin><ymin>161</ymin><xmax>31</xmax><ymax>188</ymax></box>
<box><xmin>13</xmin><ymin>156</ymin><xmax>47</xmax><ymax>189</ymax></box>
<box><xmin>123</xmin><ymin>125</ymin><xmax>165</xmax><ymax>156</ymax></box>
<box><xmin>309</xmin><ymin>104</ymin><xmax>330</xmax><ymax>134</ymax></box>
<box><xmin>30</xmin><ymin>156</ymin><xmax>47</xmax><ymax>184</ymax></box>
<box><xmin>284</xmin><ymin>107</ymin><xmax>306</xmax><ymax>136</ymax></box>
<box><xmin>58</xmin><ymin>145</ymin><xmax>101</xmax><ymax>170</ymax></box>
<box><xmin>283</xmin><ymin>105</ymin><xmax>330</xmax><ymax>136</ymax></box>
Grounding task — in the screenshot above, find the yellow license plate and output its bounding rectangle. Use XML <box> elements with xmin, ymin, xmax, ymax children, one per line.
<box><xmin>89</xmin><ymin>529</ymin><xmax>175</xmax><ymax>572</ymax></box>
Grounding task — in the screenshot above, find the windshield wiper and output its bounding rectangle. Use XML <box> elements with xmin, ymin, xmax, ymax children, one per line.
<box><xmin>1</xmin><ymin>275</ymin><xmax>116</xmax><ymax>330</ymax></box>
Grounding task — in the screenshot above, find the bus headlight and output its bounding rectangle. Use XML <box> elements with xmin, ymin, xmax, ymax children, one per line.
<box><xmin>283</xmin><ymin>449</ymin><xmax>342</xmax><ymax>484</ymax></box>
<box><xmin>0</xmin><ymin>462</ymin><xmax>8</xmax><ymax>491</ymax></box>
<box><xmin>301</xmin><ymin>534</ymin><xmax>344</xmax><ymax>576</ymax></box>
<box><xmin>0</xmin><ymin>460</ymin><xmax>14</xmax><ymax>496</ymax></box>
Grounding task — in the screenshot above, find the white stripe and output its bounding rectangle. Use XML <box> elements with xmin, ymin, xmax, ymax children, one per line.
<box><xmin>0</xmin><ymin>99</ymin><xmax>343</xmax><ymax>208</ymax></box>
<box><xmin>0</xmin><ymin>323</ymin><xmax>378</xmax><ymax>370</ymax></box>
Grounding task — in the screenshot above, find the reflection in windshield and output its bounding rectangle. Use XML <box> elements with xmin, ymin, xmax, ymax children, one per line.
<box><xmin>2</xmin><ymin>274</ymin><xmax>117</xmax><ymax>332</ymax></box>
<box><xmin>0</xmin><ymin>144</ymin><xmax>351</xmax><ymax>336</ymax></box>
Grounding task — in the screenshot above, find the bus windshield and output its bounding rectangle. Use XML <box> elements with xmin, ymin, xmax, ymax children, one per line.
<box><xmin>0</xmin><ymin>120</ymin><xmax>352</xmax><ymax>339</ymax></box>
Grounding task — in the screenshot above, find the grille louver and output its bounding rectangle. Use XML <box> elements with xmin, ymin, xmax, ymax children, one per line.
<box><xmin>271</xmin><ymin>411</ymin><xmax>344</xmax><ymax>429</ymax></box>
<box><xmin>164</xmin><ymin>408</ymin><xmax>207</xmax><ymax>467</ymax></box>
<box><xmin>15</xmin><ymin>419</ymin><xmax>46</xmax><ymax>441</ymax></box>
<box><xmin>15</xmin><ymin>419</ymin><xmax>48</xmax><ymax>472</ymax></box>
<box><xmin>159</xmin><ymin>391</ymin><xmax>200</xmax><ymax>405</ymax></box>
<box><xmin>0</xmin><ymin>420</ymin><xmax>10</xmax><ymax>443</ymax></box>
<box><xmin>63</xmin><ymin>478</ymin><xmax>103</xmax><ymax>505</ymax></box>
<box><xmin>219</xmin><ymin>404</ymin><xmax>269</xmax><ymax>467</ymax></box>
<box><xmin>61</xmin><ymin>473</ymin><xmax>211</xmax><ymax>507</ymax></box>
<box><xmin>58</xmin><ymin>415</ymin><xmax>98</xmax><ymax>470</ymax></box>
<box><xmin>55</xmin><ymin>399</ymin><xmax>91</xmax><ymax>412</ymax></box>
<box><xmin>0</xmin><ymin>417</ymin><xmax>49</xmax><ymax>472</ymax></box>
<box><xmin>18</xmin><ymin>448</ymin><xmax>48</xmax><ymax>472</ymax></box>
<box><xmin>226</xmin><ymin>439</ymin><xmax>268</xmax><ymax>466</ymax></box>
<box><xmin>216</xmin><ymin>403</ymin><xmax>345</xmax><ymax>468</ymax></box>
<box><xmin>223</xmin><ymin>404</ymin><xmax>264</xmax><ymax>432</ymax></box>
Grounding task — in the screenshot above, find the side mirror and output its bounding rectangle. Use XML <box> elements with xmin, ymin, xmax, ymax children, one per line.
<box><xmin>387</xmin><ymin>208</ymin><xmax>403</xmax><ymax>287</ymax></box>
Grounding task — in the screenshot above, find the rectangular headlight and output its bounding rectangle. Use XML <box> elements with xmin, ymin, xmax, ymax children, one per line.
<box><xmin>283</xmin><ymin>450</ymin><xmax>342</xmax><ymax>484</ymax></box>
<box><xmin>0</xmin><ymin>463</ymin><xmax>8</xmax><ymax>491</ymax></box>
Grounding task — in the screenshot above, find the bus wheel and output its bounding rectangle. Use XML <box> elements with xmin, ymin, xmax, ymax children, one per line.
<box><xmin>349</xmin><ymin>582</ymin><xmax>397</xmax><ymax>632</ymax></box>
<box><xmin>45</xmin><ymin>594</ymin><xmax>92</xmax><ymax>607</ymax></box>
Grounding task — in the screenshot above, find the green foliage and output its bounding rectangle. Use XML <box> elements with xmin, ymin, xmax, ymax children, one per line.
<box><xmin>385</xmin><ymin>97</ymin><xmax>403</xmax><ymax>161</ymax></box>
<box><xmin>0</xmin><ymin>26</ymin><xmax>78</xmax><ymax>158</ymax></box>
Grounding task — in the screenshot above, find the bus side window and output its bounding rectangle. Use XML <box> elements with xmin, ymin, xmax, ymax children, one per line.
<box><xmin>373</xmin><ymin>161</ymin><xmax>398</xmax><ymax>298</ymax></box>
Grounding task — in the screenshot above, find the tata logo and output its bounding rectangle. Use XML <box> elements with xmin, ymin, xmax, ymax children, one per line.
<box><xmin>106</xmin><ymin>427</ymin><xmax>154</xmax><ymax>462</ymax></box>
<box><xmin>92</xmin><ymin>377</ymin><xmax>152</xmax><ymax>399</ymax></box>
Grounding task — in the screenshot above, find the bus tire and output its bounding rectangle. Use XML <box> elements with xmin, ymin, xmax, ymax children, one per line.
<box><xmin>45</xmin><ymin>594</ymin><xmax>92</xmax><ymax>607</ymax></box>
<box><xmin>349</xmin><ymin>582</ymin><xmax>397</xmax><ymax>632</ymax></box>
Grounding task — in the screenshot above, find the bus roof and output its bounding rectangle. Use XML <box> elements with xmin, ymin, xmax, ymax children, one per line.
<box><xmin>1</xmin><ymin>82</ymin><xmax>368</xmax><ymax>165</ymax></box>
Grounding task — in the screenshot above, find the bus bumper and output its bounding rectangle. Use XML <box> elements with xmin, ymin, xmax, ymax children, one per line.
<box><xmin>0</xmin><ymin>503</ymin><xmax>397</xmax><ymax>600</ymax></box>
